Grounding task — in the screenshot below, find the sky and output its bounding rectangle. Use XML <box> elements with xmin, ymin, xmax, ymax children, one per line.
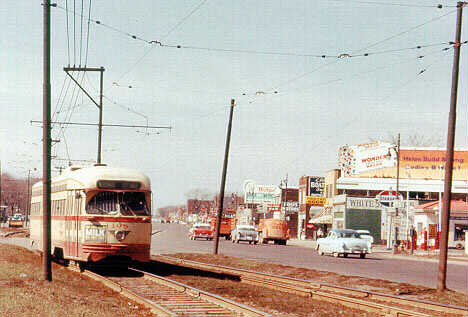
<box><xmin>1</xmin><ymin>0</ymin><xmax>468</xmax><ymax>207</ymax></box>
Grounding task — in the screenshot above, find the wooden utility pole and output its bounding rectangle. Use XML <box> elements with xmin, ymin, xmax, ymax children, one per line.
<box><xmin>43</xmin><ymin>0</ymin><xmax>53</xmax><ymax>282</ymax></box>
<box><xmin>438</xmin><ymin>1</ymin><xmax>465</xmax><ymax>292</ymax></box>
<box><xmin>213</xmin><ymin>99</ymin><xmax>235</xmax><ymax>255</ymax></box>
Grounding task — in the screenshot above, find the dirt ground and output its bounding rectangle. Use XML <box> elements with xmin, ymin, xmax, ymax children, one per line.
<box><xmin>0</xmin><ymin>243</ymin><xmax>153</xmax><ymax>317</ymax></box>
<box><xmin>167</xmin><ymin>253</ymin><xmax>468</xmax><ymax>308</ymax></box>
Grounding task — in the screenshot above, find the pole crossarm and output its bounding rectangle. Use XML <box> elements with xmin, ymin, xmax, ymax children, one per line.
<box><xmin>64</xmin><ymin>67</ymin><xmax>103</xmax><ymax>109</ymax></box>
<box><xmin>31</xmin><ymin>120</ymin><xmax>172</xmax><ymax>130</ymax></box>
<box><xmin>64</xmin><ymin>67</ymin><xmax>105</xmax><ymax>72</ymax></box>
<box><xmin>53</xmin><ymin>158</ymin><xmax>95</xmax><ymax>163</ymax></box>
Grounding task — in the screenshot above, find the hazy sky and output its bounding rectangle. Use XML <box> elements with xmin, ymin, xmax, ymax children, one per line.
<box><xmin>2</xmin><ymin>1</ymin><xmax>468</xmax><ymax>207</ymax></box>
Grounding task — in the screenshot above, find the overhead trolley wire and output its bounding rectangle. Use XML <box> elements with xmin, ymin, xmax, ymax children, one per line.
<box><xmin>352</xmin><ymin>7</ymin><xmax>458</xmax><ymax>53</ymax></box>
<box><xmin>55</xmin><ymin>3</ymin><xmax>458</xmax><ymax>60</ymax></box>
<box><xmin>162</xmin><ymin>0</ymin><xmax>209</xmax><ymax>40</ymax></box>
<box><xmin>328</xmin><ymin>0</ymin><xmax>455</xmax><ymax>8</ymax></box>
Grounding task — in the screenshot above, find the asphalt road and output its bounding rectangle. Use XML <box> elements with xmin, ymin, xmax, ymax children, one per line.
<box><xmin>151</xmin><ymin>222</ymin><xmax>468</xmax><ymax>294</ymax></box>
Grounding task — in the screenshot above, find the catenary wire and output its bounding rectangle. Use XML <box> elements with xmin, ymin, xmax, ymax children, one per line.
<box><xmin>328</xmin><ymin>0</ymin><xmax>454</xmax><ymax>8</ymax></box>
<box><xmin>351</xmin><ymin>7</ymin><xmax>458</xmax><ymax>54</ymax></box>
<box><xmin>162</xmin><ymin>0</ymin><xmax>209</xmax><ymax>40</ymax></box>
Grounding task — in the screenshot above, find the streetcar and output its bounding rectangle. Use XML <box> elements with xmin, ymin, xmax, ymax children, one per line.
<box><xmin>30</xmin><ymin>164</ymin><xmax>152</xmax><ymax>264</ymax></box>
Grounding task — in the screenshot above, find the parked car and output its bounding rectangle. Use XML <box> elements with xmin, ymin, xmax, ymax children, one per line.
<box><xmin>8</xmin><ymin>213</ymin><xmax>24</xmax><ymax>228</ymax></box>
<box><xmin>316</xmin><ymin>229</ymin><xmax>371</xmax><ymax>258</ymax></box>
<box><xmin>189</xmin><ymin>223</ymin><xmax>214</xmax><ymax>240</ymax></box>
<box><xmin>355</xmin><ymin>229</ymin><xmax>374</xmax><ymax>250</ymax></box>
<box><xmin>231</xmin><ymin>225</ymin><xmax>259</xmax><ymax>244</ymax></box>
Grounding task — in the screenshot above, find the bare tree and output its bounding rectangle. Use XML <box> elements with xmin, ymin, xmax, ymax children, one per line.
<box><xmin>369</xmin><ymin>131</ymin><xmax>444</xmax><ymax>147</ymax></box>
<box><xmin>184</xmin><ymin>188</ymin><xmax>213</xmax><ymax>200</ymax></box>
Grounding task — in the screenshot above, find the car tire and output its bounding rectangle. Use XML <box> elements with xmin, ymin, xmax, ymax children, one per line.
<box><xmin>333</xmin><ymin>252</ymin><xmax>339</xmax><ymax>258</ymax></box>
<box><xmin>318</xmin><ymin>246</ymin><xmax>324</xmax><ymax>256</ymax></box>
<box><xmin>360</xmin><ymin>253</ymin><xmax>366</xmax><ymax>259</ymax></box>
<box><xmin>456</xmin><ymin>243</ymin><xmax>464</xmax><ymax>250</ymax></box>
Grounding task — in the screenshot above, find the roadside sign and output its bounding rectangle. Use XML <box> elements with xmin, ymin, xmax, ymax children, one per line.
<box><xmin>306</xmin><ymin>196</ymin><xmax>326</xmax><ymax>206</ymax></box>
<box><xmin>376</xmin><ymin>190</ymin><xmax>402</xmax><ymax>207</ymax></box>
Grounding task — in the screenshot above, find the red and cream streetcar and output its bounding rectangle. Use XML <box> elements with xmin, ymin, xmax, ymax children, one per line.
<box><xmin>30</xmin><ymin>164</ymin><xmax>152</xmax><ymax>264</ymax></box>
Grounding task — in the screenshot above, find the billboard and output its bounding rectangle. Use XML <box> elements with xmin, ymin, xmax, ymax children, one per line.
<box><xmin>243</xmin><ymin>180</ymin><xmax>281</xmax><ymax>204</ymax></box>
<box><xmin>339</xmin><ymin>142</ymin><xmax>468</xmax><ymax>181</ymax></box>
<box><xmin>339</xmin><ymin>141</ymin><xmax>396</xmax><ymax>176</ymax></box>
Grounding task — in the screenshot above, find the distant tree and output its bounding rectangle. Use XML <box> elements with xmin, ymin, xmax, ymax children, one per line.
<box><xmin>369</xmin><ymin>131</ymin><xmax>444</xmax><ymax>147</ymax></box>
<box><xmin>184</xmin><ymin>188</ymin><xmax>213</xmax><ymax>200</ymax></box>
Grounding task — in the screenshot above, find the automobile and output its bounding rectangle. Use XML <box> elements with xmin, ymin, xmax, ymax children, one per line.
<box><xmin>316</xmin><ymin>229</ymin><xmax>371</xmax><ymax>258</ymax></box>
<box><xmin>189</xmin><ymin>223</ymin><xmax>214</xmax><ymax>240</ymax></box>
<box><xmin>8</xmin><ymin>213</ymin><xmax>24</xmax><ymax>228</ymax></box>
<box><xmin>355</xmin><ymin>229</ymin><xmax>374</xmax><ymax>250</ymax></box>
<box><xmin>231</xmin><ymin>225</ymin><xmax>259</xmax><ymax>244</ymax></box>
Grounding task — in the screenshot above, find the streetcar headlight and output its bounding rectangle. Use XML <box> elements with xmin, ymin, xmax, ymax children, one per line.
<box><xmin>115</xmin><ymin>230</ymin><xmax>130</xmax><ymax>241</ymax></box>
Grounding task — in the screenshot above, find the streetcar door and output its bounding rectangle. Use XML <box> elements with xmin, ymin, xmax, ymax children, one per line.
<box><xmin>72</xmin><ymin>190</ymin><xmax>82</xmax><ymax>258</ymax></box>
<box><xmin>65</xmin><ymin>191</ymin><xmax>74</xmax><ymax>258</ymax></box>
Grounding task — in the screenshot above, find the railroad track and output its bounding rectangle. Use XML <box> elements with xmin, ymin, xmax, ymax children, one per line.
<box><xmin>153</xmin><ymin>255</ymin><xmax>468</xmax><ymax>317</ymax></box>
<box><xmin>82</xmin><ymin>266</ymin><xmax>271</xmax><ymax>317</ymax></box>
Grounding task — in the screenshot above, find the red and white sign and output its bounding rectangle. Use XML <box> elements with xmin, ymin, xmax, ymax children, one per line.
<box><xmin>266</xmin><ymin>204</ymin><xmax>281</xmax><ymax>212</ymax></box>
<box><xmin>376</xmin><ymin>190</ymin><xmax>402</xmax><ymax>207</ymax></box>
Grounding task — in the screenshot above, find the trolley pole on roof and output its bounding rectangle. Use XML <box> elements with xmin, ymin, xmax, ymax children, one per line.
<box><xmin>438</xmin><ymin>1</ymin><xmax>465</xmax><ymax>292</ymax></box>
<box><xmin>42</xmin><ymin>0</ymin><xmax>53</xmax><ymax>281</ymax></box>
<box><xmin>213</xmin><ymin>99</ymin><xmax>235</xmax><ymax>255</ymax></box>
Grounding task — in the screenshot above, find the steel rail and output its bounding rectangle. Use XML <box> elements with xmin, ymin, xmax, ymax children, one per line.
<box><xmin>82</xmin><ymin>267</ymin><xmax>270</xmax><ymax>317</ymax></box>
<box><xmin>153</xmin><ymin>255</ymin><xmax>468</xmax><ymax>317</ymax></box>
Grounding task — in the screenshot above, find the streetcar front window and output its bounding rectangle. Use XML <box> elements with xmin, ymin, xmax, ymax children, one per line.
<box><xmin>87</xmin><ymin>191</ymin><xmax>118</xmax><ymax>215</ymax></box>
<box><xmin>87</xmin><ymin>191</ymin><xmax>149</xmax><ymax>216</ymax></box>
<box><xmin>119</xmin><ymin>192</ymin><xmax>149</xmax><ymax>216</ymax></box>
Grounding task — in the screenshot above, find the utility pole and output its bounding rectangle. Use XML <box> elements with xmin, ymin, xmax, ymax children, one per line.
<box><xmin>393</xmin><ymin>133</ymin><xmax>400</xmax><ymax>254</ymax></box>
<box><xmin>213</xmin><ymin>99</ymin><xmax>235</xmax><ymax>255</ymax></box>
<box><xmin>63</xmin><ymin>66</ymin><xmax>105</xmax><ymax>163</ymax></box>
<box><xmin>0</xmin><ymin>160</ymin><xmax>2</xmax><ymax>217</ymax></box>
<box><xmin>438</xmin><ymin>1</ymin><xmax>465</xmax><ymax>292</ymax></box>
<box><xmin>43</xmin><ymin>0</ymin><xmax>53</xmax><ymax>282</ymax></box>
<box><xmin>26</xmin><ymin>170</ymin><xmax>31</xmax><ymax>227</ymax></box>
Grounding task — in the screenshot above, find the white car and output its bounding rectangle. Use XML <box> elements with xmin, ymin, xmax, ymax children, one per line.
<box><xmin>316</xmin><ymin>229</ymin><xmax>371</xmax><ymax>258</ymax></box>
<box><xmin>231</xmin><ymin>225</ymin><xmax>259</xmax><ymax>244</ymax></box>
<box><xmin>356</xmin><ymin>229</ymin><xmax>374</xmax><ymax>250</ymax></box>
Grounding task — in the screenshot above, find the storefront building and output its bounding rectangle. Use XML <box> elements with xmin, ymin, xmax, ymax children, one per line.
<box><xmin>324</xmin><ymin>142</ymin><xmax>468</xmax><ymax>246</ymax></box>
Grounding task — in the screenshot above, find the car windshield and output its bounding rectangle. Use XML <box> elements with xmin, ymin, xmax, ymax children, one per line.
<box><xmin>87</xmin><ymin>191</ymin><xmax>149</xmax><ymax>216</ymax></box>
<box><xmin>195</xmin><ymin>225</ymin><xmax>211</xmax><ymax>230</ymax></box>
<box><xmin>340</xmin><ymin>232</ymin><xmax>360</xmax><ymax>238</ymax></box>
<box><xmin>239</xmin><ymin>227</ymin><xmax>256</xmax><ymax>232</ymax></box>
